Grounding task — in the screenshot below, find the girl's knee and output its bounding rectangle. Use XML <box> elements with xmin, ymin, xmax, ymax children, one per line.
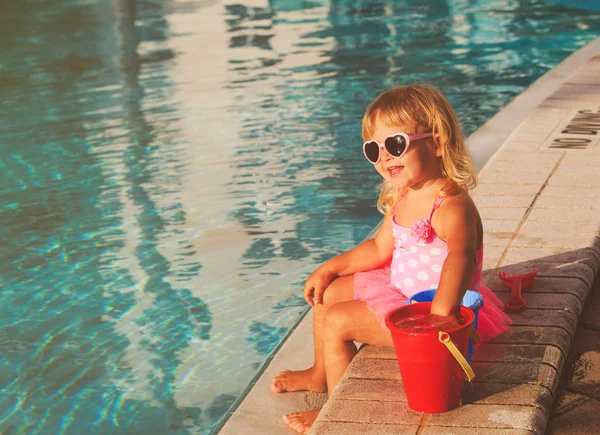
<box><xmin>322</xmin><ymin>304</ymin><xmax>352</xmax><ymax>341</ymax></box>
<box><xmin>322</xmin><ymin>275</ymin><xmax>354</xmax><ymax>306</ymax></box>
<box><xmin>321</xmin><ymin>282</ymin><xmax>338</xmax><ymax>306</ymax></box>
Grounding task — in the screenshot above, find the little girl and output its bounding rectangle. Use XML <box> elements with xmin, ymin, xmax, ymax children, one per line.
<box><xmin>272</xmin><ymin>85</ymin><xmax>512</xmax><ymax>434</ymax></box>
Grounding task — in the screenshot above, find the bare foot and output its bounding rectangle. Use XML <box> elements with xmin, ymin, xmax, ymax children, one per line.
<box><xmin>283</xmin><ymin>410</ymin><xmax>320</xmax><ymax>434</ymax></box>
<box><xmin>270</xmin><ymin>368</ymin><xmax>327</xmax><ymax>393</ymax></box>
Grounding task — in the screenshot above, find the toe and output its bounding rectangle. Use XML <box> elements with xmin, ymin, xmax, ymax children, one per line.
<box><xmin>284</xmin><ymin>415</ymin><xmax>305</xmax><ymax>434</ymax></box>
<box><xmin>283</xmin><ymin>412</ymin><xmax>315</xmax><ymax>434</ymax></box>
<box><xmin>270</xmin><ymin>381</ymin><xmax>283</xmax><ymax>393</ymax></box>
<box><xmin>271</xmin><ymin>370</ymin><xmax>292</xmax><ymax>393</ymax></box>
<box><xmin>274</xmin><ymin>369</ymin><xmax>290</xmax><ymax>380</ymax></box>
<box><xmin>271</xmin><ymin>370</ymin><xmax>289</xmax><ymax>393</ymax></box>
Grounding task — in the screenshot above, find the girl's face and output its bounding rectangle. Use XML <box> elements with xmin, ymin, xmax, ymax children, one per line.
<box><xmin>369</xmin><ymin>116</ymin><xmax>443</xmax><ymax>191</ymax></box>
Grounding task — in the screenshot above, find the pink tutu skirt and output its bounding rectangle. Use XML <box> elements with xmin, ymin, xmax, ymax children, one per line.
<box><xmin>354</xmin><ymin>266</ymin><xmax>512</xmax><ymax>344</ymax></box>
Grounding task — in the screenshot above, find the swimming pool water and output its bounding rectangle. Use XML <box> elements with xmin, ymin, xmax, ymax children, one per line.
<box><xmin>1</xmin><ymin>0</ymin><xmax>599</xmax><ymax>433</ymax></box>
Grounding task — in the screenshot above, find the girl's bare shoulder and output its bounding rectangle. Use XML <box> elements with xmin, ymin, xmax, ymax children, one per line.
<box><xmin>439</xmin><ymin>191</ymin><xmax>478</xmax><ymax>211</ymax></box>
<box><xmin>433</xmin><ymin>192</ymin><xmax>481</xmax><ymax>238</ymax></box>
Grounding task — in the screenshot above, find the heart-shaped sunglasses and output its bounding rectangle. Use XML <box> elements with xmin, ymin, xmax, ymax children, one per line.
<box><xmin>363</xmin><ymin>132</ymin><xmax>433</xmax><ymax>164</ymax></box>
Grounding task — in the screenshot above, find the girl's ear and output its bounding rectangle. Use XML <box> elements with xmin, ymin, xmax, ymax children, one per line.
<box><xmin>432</xmin><ymin>133</ymin><xmax>443</xmax><ymax>157</ymax></box>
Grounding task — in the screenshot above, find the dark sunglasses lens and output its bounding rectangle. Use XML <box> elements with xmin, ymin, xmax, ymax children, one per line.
<box><xmin>385</xmin><ymin>134</ymin><xmax>407</xmax><ymax>157</ymax></box>
<box><xmin>364</xmin><ymin>141</ymin><xmax>380</xmax><ymax>162</ymax></box>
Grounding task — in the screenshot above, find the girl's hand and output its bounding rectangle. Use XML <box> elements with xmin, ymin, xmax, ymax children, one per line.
<box><xmin>303</xmin><ymin>264</ymin><xmax>336</xmax><ymax>306</ymax></box>
<box><xmin>426</xmin><ymin>312</ymin><xmax>464</xmax><ymax>331</ymax></box>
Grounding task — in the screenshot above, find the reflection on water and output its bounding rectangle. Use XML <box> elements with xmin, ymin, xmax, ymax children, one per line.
<box><xmin>1</xmin><ymin>0</ymin><xmax>599</xmax><ymax>433</ymax></box>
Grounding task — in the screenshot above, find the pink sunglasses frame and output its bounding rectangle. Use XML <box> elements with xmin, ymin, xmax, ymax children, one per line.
<box><xmin>363</xmin><ymin>132</ymin><xmax>433</xmax><ymax>164</ymax></box>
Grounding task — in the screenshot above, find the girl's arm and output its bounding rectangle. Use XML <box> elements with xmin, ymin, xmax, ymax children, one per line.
<box><xmin>304</xmin><ymin>213</ymin><xmax>395</xmax><ymax>305</ymax></box>
<box><xmin>430</xmin><ymin>195</ymin><xmax>481</xmax><ymax>317</ymax></box>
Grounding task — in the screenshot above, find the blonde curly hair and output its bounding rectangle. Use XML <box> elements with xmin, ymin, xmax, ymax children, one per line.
<box><xmin>362</xmin><ymin>84</ymin><xmax>477</xmax><ymax>214</ymax></box>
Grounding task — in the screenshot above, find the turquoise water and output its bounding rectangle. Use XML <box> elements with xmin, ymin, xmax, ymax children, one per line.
<box><xmin>1</xmin><ymin>0</ymin><xmax>599</xmax><ymax>433</ymax></box>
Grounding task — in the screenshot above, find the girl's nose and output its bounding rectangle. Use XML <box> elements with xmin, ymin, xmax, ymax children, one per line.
<box><xmin>380</xmin><ymin>146</ymin><xmax>393</xmax><ymax>161</ymax></box>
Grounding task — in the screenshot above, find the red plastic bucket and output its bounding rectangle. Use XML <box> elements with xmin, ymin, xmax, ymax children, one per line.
<box><xmin>385</xmin><ymin>302</ymin><xmax>475</xmax><ymax>413</ymax></box>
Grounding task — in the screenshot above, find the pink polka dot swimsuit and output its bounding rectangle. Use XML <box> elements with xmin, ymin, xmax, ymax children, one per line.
<box><xmin>390</xmin><ymin>196</ymin><xmax>483</xmax><ymax>299</ymax></box>
<box><xmin>353</xmin><ymin>193</ymin><xmax>510</xmax><ymax>343</ymax></box>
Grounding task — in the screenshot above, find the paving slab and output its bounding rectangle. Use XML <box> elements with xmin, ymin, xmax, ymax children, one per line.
<box><xmin>473</xmin><ymin>195</ymin><xmax>535</xmax><ymax>208</ymax></box>
<box><xmin>469</xmin><ymin>362</ymin><xmax>559</xmax><ymax>391</ymax></box>
<box><xmin>502</xmin><ymin>247</ymin><xmax>599</xmax><ymax>268</ymax></box>
<box><xmin>360</xmin><ymin>341</ymin><xmax>564</xmax><ymax>370</ymax></box>
<box><xmin>542</xmin><ymin>184</ymin><xmax>600</xmax><ymax>198</ymax></box>
<box><xmin>344</xmin><ymin>356</ymin><xmax>400</xmax><ymax>380</ymax></box>
<box><xmin>527</xmin><ymin>208</ymin><xmax>600</xmax><ymax>222</ymax></box>
<box><xmin>546</xmin><ymin>273</ymin><xmax>600</xmax><ymax>433</ymax></box>
<box><xmin>482</xmin><ymin>233</ymin><xmax>513</xmax><ymax>250</ymax></box>
<box><xmin>517</xmin><ymin>221</ymin><xmax>599</xmax><ymax>236</ymax></box>
<box><xmin>510</xmin><ymin>309</ymin><xmax>577</xmax><ymax>339</ymax></box>
<box><xmin>316</xmin><ymin>398</ymin><xmax>423</xmax><ymax>426</ymax></box>
<box><xmin>509</xmin><ymin>233</ymin><xmax>598</xmax><ymax>249</ymax></box>
<box><xmin>561</xmin><ymin>328</ymin><xmax>600</xmax><ymax>398</ymax></box>
<box><xmin>482</xmin><ymin>219</ymin><xmax>522</xmax><ymax>233</ymax></box>
<box><xmin>333</xmin><ymin>378</ymin><xmax>406</xmax><ymax>401</ymax></box>
<box><xmin>581</xmin><ymin>279</ymin><xmax>600</xmax><ymax>330</ymax></box>
<box><xmin>534</xmin><ymin>194</ymin><xmax>600</xmax><ymax>210</ymax></box>
<box><xmin>500</xmin><ymin>139</ymin><xmax>544</xmax><ymax>152</ymax></box>
<box><xmin>547</xmin><ymin>172</ymin><xmax>600</xmax><ymax>188</ymax></box>
<box><xmin>471</xmin><ymin>182</ymin><xmax>541</xmax><ymax>197</ymax></box>
<box><xmin>561</xmin><ymin>152</ymin><xmax>600</xmax><ymax>166</ymax></box>
<box><xmin>492</xmin><ymin>151</ymin><xmax>562</xmax><ymax>165</ymax></box>
<box><xmin>473</xmin><ymin>343</ymin><xmax>564</xmax><ymax>371</ymax></box>
<box><xmin>478</xmin><ymin>206</ymin><xmax>530</xmax><ymax>221</ymax></box>
<box><xmin>483</xmin><ymin>275</ymin><xmax>590</xmax><ymax>303</ymax></box>
<box><xmin>422</xmin><ymin>404</ymin><xmax>547</xmax><ymax>434</ymax></box>
<box><xmin>310</xmin><ymin>421</ymin><xmax>420</xmax><ymax>434</ymax></box>
<box><xmin>550</xmin><ymin>388</ymin><xmax>588</xmax><ymax>417</ymax></box>
<box><xmin>478</xmin><ymin>161</ymin><xmax>557</xmax><ymax>181</ymax></box>
<box><xmin>546</xmin><ymin>397</ymin><xmax>600</xmax><ymax>435</ymax></box>
<box><xmin>489</xmin><ymin>326</ymin><xmax>571</xmax><ymax>358</ymax></box>
<box><xmin>461</xmin><ymin>382</ymin><xmax>553</xmax><ymax>410</ymax></box>
<box><xmin>494</xmin><ymin>258</ymin><xmax>597</xmax><ymax>288</ymax></box>
<box><xmin>421</xmin><ymin>428</ymin><xmax>534</xmax><ymax>435</ymax></box>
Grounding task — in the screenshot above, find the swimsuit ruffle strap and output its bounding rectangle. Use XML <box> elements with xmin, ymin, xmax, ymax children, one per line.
<box><xmin>428</xmin><ymin>196</ymin><xmax>446</xmax><ymax>221</ymax></box>
<box><xmin>393</xmin><ymin>190</ymin><xmax>409</xmax><ymax>215</ymax></box>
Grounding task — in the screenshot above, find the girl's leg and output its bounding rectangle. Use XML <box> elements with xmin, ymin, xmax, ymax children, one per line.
<box><xmin>283</xmin><ymin>300</ymin><xmax>392</xmax><ymax>434</ymax></box>
<box><xmin>322</xmin><ymin>300</ymin><xmax>392</xmax><ymax>393</ymax></box>
<box><xmin>271</xmin><ymin>275</ymin><xmax>356</xmax><ymax>393</ymax></box>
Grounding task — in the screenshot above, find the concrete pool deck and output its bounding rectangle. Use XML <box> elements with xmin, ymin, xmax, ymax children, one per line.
<box><xmin>218</xmin><ymin>36</ymin><xmax>600</xmax><ymax>435</ymax></box>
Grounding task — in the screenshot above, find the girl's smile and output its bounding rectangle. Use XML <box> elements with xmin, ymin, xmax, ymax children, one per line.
<box><xmin>370</xmin><ymin>117</ymin><xmax>443</xmax><ymax>191</ymax></box>
<box><xmin>386</xmin><ymin>164</ymin><xmax>404</xmax><ymax>177</ymax></box>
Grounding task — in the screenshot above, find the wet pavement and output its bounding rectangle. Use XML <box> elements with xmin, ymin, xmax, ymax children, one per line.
<box><xmin>547</xmin><ymin>274</ymin><xmax>600</xmax><ymax>434</ymax></box>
